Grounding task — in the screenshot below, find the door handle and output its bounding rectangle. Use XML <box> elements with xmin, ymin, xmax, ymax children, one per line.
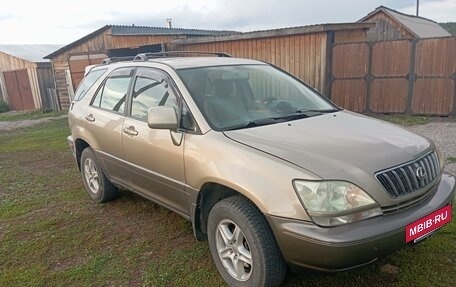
<box><xmin>123</xmin><ymin>126</ymin><xmax>138</xmax><ymax>136</ymax></box>
<box><xmin>85</xmin><ymin>114</ymin><xmax>95</xmax><ymax>122</ymax></box>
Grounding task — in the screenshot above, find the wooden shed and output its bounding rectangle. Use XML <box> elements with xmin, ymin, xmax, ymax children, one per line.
<box><xmin>44</xmin><ymin>25</ymin><xmax>238</xmax><ymax>109</ymax></box>
<box><xmin>171</xmin><ymin>23</ymin><xmax>374</xmax><ymax>96</ymax></box>
<box><xmin>0</xmin><ymin>45</ymin><xmax>62</xmax><ymax>111</ymax></box>
<box><xmin>359</xmin><ymin>6</ymin><xmax>451</xmax><ymax>41</ymax></box>
<box><xmin>46</xmin><ymin>23</ymin><xmax>372</xmax><ymax>109</ymax></box>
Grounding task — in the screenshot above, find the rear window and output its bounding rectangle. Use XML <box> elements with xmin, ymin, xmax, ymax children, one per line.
<box><xmin>91</xmin><ymin>68</ymin><xmax>135</xmax><ymax>114</ymax></box>
<box><xmin>73</xmin><ymin>68</ymin><xmax>107</xmax><ymax>101</ymax></box>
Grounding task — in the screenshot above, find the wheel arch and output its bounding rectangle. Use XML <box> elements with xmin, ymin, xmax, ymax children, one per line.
<box><xmin>192</xmin><ymin>181</ymin><xmax>267</xmax><ymax>241</ymax></box>
<box><xmin>74</xmin><ymin>138</ymin><xmax>91</xmax><ymax>171</ymax></box>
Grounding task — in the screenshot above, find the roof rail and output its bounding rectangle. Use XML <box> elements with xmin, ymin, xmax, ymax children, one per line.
<box><xmin>133</xmin><ymin>51</ymin><xmax>231</xmax><ymax>61</ymax></box>
<box><xmin>101</xmin><ymin>56</ymin><xmax>136</xmax><ymax>65</ymax></box>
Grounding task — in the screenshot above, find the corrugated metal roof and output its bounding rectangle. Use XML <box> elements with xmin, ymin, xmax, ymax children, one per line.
<box><xmin>0</xmin><ymin>45</ymin><xmax>63</xmax><ymax>62</ymax></box>
<box><xmin>360</xmin><ymin>6</ymin><xmax>451</xmax><ymax>38</ymax></box>
<box><xmin>45</xmin><ymin>25</ymin><xmax>239</xmax><ymax>59</ymax></box>
<box><xmin>172</xmin><ymin>22</ymin><xmax>375</xmax><ymax>45</ymax></box>
<box><xmin>110</xmin><ymin>25</ymin><xmax>238</xmax><ymax>36</ymax></box>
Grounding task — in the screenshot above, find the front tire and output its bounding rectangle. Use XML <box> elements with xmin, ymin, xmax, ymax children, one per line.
<box><xmin>80</xmin><ymin>147</ymin><xmax>118</xmax><ymax>203</ymax></box>
<box><xmin>207</xmin><ymin>196</ymin><xmax>286</xmax><ymax>287</ymax></box>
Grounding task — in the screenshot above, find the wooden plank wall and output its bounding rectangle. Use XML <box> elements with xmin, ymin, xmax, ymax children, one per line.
<box><xmin>3</xmin><ymin>71</ymin><xmax>22</xmax><ymax>109</ymax></box>
<box><xmin>68</xmin><ymin>54</ymin><xmax>107</xmax><ymax>89</ymax></box>
<box><xmin>334</xmin><ymin>30</ymin><xmax>369</xmax><ymax>43</ymax></box>
<box><xmin>51</xmin><ymin>61</ymin><xmax>71</xmax><ymax>108</ymax></box>
<box><xmin>331</xmin><ymin>37</ymin><xmax>456</xmax><ymax>116</ymax></box>
<box><xmin>0</xmin><ymin>52</ymin><xmax>42</xmax><ymax>110</ymax></box>
<box><xmin>36</xmin><ymin>65</ymin><xmax>59</xmax><ymax>112</ymax></box>
<box><xmin>413</xmin><ymin>38</ymin><xmax>455</xmax><ymax>114</ymax></box>
<box><xmin>105</xmin><ymin>35</ymin><xmax>176</xmax><ymax>50</ymax></box>
<box><xmin>370</xmin><ymin>40</ymin><xmax>411</xmax><ymax>113</ymax></box>
<box><xmin>3</xmin><ymin>69</ymin><xmax>36</xmax><ymax>110</ymax></box>
<box><xmin>0</xmin><ymin>51</ymin><xmax>36</xmax><ymax>72</ymax></box>
<box><xmin>364</xmin><ymin>13</ymin><xmax>413</xmax><ymax>41</ymax></box>
<box><xmin>174</xmin><ymin>32</ymin><xmax>328</xmax><ymax>94</ymax></box>
<box><xmin>331</xmin><ymin>42</ymin><xmax>369</xmax><ymax>112</ymax></box>
<box><xmin>0</xmin><ymin>73</ymin><xmax>6</xmax><ymax>103</ymax></box>
<box><xmin>27</xmin><ymin>68</ymin><xmax>42</xmax><ymax>109</ymax></box>
<box><xmin>0</xmin><ymin>73</ymin><xmax>8</xmax><ymax>104</ymax></box>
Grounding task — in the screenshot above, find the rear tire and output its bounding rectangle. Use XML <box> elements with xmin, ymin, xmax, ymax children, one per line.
<box><xmin>207</xmin><ymin>196</ymin><xmax>286</xmax><ymax>287</ymax></box>
<box><xmin>80</xmin><ymin>147</ymin><xmax>118</xmax><ymax>203</ymax></box>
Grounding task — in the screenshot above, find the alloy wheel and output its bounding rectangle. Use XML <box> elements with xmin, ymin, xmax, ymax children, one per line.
<box><xmin>215</xmin><ymin>219</ymin><xmax>253</xmax><ymax>281</ymax></box>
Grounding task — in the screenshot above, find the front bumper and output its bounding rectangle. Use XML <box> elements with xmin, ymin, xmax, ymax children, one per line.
<box><xmin>267</xmin><ymin>173</ymin><xmax>456</xmax><ymax>271</ymax></box>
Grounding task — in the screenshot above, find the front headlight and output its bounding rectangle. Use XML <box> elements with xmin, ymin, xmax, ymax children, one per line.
<box><xmin>293</xmin><ymin>180</ymin><xmax>382</xmax><ymax>227</ymax></box>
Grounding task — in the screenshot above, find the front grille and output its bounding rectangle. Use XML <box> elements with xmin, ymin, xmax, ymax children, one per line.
<box><xmin>382</xmin><ymin>185</ymin><xmax>437</xmax><ymax>214</ymax></box>
<box><xmin>376</xmin><ymin>151</ymin><xmax>440</xmax><ymax>198</ymax></box>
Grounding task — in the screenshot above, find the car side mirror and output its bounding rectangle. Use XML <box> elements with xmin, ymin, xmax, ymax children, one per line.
<box><xmin>147</xmin><ymin>106</ymin><xmax>179</xmax><ymax>131</ymax></box>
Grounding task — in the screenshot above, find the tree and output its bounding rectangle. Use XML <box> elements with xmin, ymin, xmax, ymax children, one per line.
<box><xmin>439</xmin><ymin>22</ymin><xmax>456</xmax><ymax>36</ymax></box>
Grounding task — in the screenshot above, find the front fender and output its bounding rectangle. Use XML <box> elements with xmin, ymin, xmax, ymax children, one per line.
<box><xmin>184</xmin><ymin>131</ymin><xmax>320</xmax><ymax>220</ymax></box>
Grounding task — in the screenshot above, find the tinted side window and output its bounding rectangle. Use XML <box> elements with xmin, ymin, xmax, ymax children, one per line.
<box><xmin>131</xmin><ymin>69</ymin><xmax>178</xmax><ymax>121</ymax></box>
<box><xmin>91</xmin><ymin>68</ymin><xmax>134</xmax><ymax>113</ymax></box>
<box><xmin>74</xmin><ymin>68</ymin><xmax>107</xmax><ymax>101</ymax></box>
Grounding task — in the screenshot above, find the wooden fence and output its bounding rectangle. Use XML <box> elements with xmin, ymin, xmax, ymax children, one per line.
<box><xmin>329</xmin><ymin>37</ymin><xmax>456</xmax><ymax>116</ymax></box>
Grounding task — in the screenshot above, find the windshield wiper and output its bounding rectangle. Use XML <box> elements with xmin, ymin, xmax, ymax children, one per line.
<box><xmin>223</xmin><ymin>108</ymin><xmax>340</xmax><ymax>131</ymax></box>
<box><xmin>270</xmin><ymin>108</ymin><xmax>339</xmax><ymax>122</ymax></box>
<box><xmin>223</xmin><ymin>118</ymin><xmax>279</xmax><ymax>131</ymax></box>
<box><xmin>295</xmin><ymin>108</ymin><xmax>340</xmax><ymax>114</ymax></box>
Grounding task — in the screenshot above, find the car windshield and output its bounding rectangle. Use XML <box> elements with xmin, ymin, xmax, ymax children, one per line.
<box><xmin>178</xmin><ymin>64</ymin><xmax>338</xmax><ymax>131</ymax></box>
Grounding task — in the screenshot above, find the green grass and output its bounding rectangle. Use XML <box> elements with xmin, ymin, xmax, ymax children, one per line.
<box><xmin>447</xmin><ymin>157</ymin><xmax>456</xmax><ymax>164</ymax></box>
<box><xmin>0</xmin><ymin>110</ymin><xmax>66</xmax><ymax>122</ymax></box>
<box><xmin>0</xmin><ymin>119</ymin><xmax>69</xmax><ymax>153</ymax></box>
<box><xmin>0</xmin><ymin>116</ymin><xmax>455</xmax><ymax>286</ymax></box>
<box><xmin>376</xmin><ymin>115</ymin><xmax>431</xmax><ymax>126</ymax></box>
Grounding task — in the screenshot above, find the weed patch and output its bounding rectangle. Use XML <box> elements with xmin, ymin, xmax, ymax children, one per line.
<box><xmin>376</xmin><ymin>115</ymin><xmax>430</xmax><ymax>126</ymax></box>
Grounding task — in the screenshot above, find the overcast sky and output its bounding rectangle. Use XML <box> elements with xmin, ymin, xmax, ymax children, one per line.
<box><xmin>0</xmin><ymin>0</ymin><xmax>454</xmax><ymax>44</ymax></box>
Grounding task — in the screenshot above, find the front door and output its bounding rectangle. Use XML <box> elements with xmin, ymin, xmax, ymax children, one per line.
<box><xmin>121</xmin><ymin>67</ymin><xmax>187</xmax><ymax>215</ymax></box>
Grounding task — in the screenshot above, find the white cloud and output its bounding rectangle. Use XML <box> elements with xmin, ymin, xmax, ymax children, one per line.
<box><xmin>399</xmin><ymin>0</ymin><xmax>456</xmax><ymax>22</ymax></box>
<box><xmin>0</xmin><ymin>0</ymin><xmax>453</xmax><ymax>44</ymax></box>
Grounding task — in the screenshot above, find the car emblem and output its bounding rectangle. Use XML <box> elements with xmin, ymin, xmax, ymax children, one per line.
<box><xmin>415</xmin><ymin>167</ymin><xmax>427</xmax><ymax>180</ymax></box>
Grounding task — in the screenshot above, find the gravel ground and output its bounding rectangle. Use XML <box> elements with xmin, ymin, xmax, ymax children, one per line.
<box><xmin>407</xmin><ymin>120</ymin><xmax>456</xmax><ymax>175</ymax></box>
<box><xmin>0</xmin><ymin>115</ymin><xmax>67</xmax><ymax>132</ymax></box>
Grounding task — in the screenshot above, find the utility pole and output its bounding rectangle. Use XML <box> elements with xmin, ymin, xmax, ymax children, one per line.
<box><xmin>416</xmin><ymin>0</ymin><xmax>419</xmax><ymax>16</ymax></box>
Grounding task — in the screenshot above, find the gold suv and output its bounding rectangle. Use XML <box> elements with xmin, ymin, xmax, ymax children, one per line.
<box><xmin>67</xmin><ymin>52</ymin><xmax>455</xmax><ymax>287</ymax></box>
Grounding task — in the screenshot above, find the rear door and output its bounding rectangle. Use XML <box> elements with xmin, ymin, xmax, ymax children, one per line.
<box><xmin>84</xmin><ymin>67</ymin><xmax>135</xmax><ymax>183</ymax></box>
<box><xmin>121</xmin><ymin>67</ymin><xmax>187</xmax><ymax>215</ymax></box>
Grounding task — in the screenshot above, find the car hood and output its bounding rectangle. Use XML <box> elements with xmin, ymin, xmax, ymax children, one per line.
<box><xmin>224</xmin><ymin>111</ymin><xmax>432</xmax><ymax>182</ymax></box>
